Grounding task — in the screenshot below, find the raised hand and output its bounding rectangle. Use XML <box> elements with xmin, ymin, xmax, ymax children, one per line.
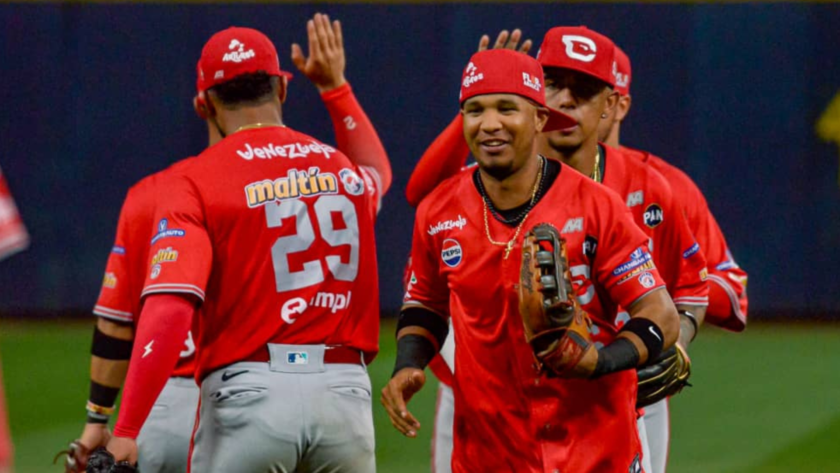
<box><xmin>291</xmin><ymin>12</ymin><xmax>347</xmax><ymax>93</ymax></box>
<box><xmin>477</xmin><ymin>28</ymin><xmax>533</xmax><ymax>55</ymax></box>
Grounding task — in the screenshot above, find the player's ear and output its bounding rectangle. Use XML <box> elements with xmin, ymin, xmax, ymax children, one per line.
<box><xmin>602</xmin><ymin>88</ymin><xmax>620</xmax><ymax>117</ymax></box>
<box><xmin>194</xmin><ymin>92</ymin><xmax>215</xmax><ymax>120</ymax></box>
<box><xmin>616</xmin><ymin>95</ymin><xmax>632</xmax><ymax>123</ymax></box>
<box><xmin>534</xmin><ymin>106</ymin><xmax>550</xmax><ymax>133</ymax></box>
<box><xmin>277</xmin><ymin>76</ymin><xmax>288</xmax><ymax>104</ymax></box>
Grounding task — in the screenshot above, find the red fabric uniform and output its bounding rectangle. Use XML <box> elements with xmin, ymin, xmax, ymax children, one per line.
<box><xmin>0</xmin><ymin>165</ymin><xmax>27</xmax><ymax>467</ymax></box>
<box><xmin>94</xmin><ymin>160</ymin><xmax>197</xmax><ymax>377</ymax></box>
<box><xmin>601</xmin><ymin>145</ymin><xmax>709</xmax><ymax>313</ymax></box>
<box><xmin>141</xmin><ymin>126</ymin><xmax>382</xmax><ymax>382</ymax></box>
<box><xmin>623</xmin><ymin>146</ymin><xmax>748</xmax><ymax>330</ymax></box>
<box><xmin>405</xmin><ymin>162</ymin><xmax>666</xmax><ymax>472</ymax></box>
<box><xmin>0</xmin><ymin>166</ymin><xmax>29</xmax><ymax>261</ymax></box>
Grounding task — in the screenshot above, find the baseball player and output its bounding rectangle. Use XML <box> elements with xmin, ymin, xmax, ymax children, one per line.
<box><xmin>68</xmin><ymin>15</ymin><xmax>384</xmax><ymax>473</ymax></box>
<box><xmin>0</xmin><ymin>163</ymin><xmax>29</xmax><ymax>473</ymax></box>
<box><xmin>383</xmin><ymin>48</ymin><xmax>680</xmax><ymax>472</ymax></box>
<box><xmin>92</xmin><ymin>19</ymin><xmax>390</xmax><ymax>473</ymax></box>
<box><xmin>598</xmin><ymin>45</ymin><xmax>749</xmax><ymax>473</ymax></box>
<box><xmin>406</xmin><ymin>27</ymin><xmax>707</xmax><ymax>472</ymax></box>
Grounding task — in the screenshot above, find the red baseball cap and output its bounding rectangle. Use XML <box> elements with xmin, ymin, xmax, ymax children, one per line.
<box><xmin>536</xmin><ymin>26</ymin><xmax>617</xmax><ymax>88</ymax></box>
<box><xmin>459</xmin><ymin>49</ymin><xmax>576</xmax><ymax>132</ymax></box>
<box><xmin>196</xmin><ymin>27</ymin><xmax>293</xmax><ymax>94</ymax></box>
<box><xmin>614</xmin><ymin>46</ymin><xmax>632</xmax><ymax>96</ymax></box>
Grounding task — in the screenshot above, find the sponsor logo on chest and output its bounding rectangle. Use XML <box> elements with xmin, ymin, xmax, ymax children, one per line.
<box><xmin>643</xmin><ymin>203</ymin><xmax>663</xmax><ymax>228</ymax></box>
<box><xmin>626</xmin><ymin>190</ymin><xmax>644</xmax><ymax>207</ymax></box>
<box><xmin>561</xmin><ymin>217</ymin><xmax>583</xmax><ymax>234</ymax></box>
<box><xmin>441</xmin><ymin>239</ymin><xmax>463</xmax><ymax>268</ymax></box>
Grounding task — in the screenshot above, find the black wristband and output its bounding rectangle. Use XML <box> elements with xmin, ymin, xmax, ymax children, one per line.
<box><xmin>620</xmin><ymin>318</ymin><xmax>665</xmax><ymax>364</ymax></box>
<box><xmin>397</xmin><ymin>307</ymin><xmax>449</xmax><ymax>348</ymax></box>
<box><xmin>86</xmin><ymin>411</ymin><xmax>110</xmax><ymax>424</ymax></box>
<box><xmin>592</xmin><ymin>338</ymin><xmax>640</xmax><ymax>378</ymax></box>
<box><xmin>91</xmin><ymin>326</ymin><xmax>134</xmax><ymax>360</ymax></box>
<box><xmin>89</xmin><ymin>381</ymin><xmax>120</xmax><ymax>411</ymax></box>
<box><xmin>392</xmin><ymin>334</ymin><xmax>438</xmax><ymax>377</ymax></box>
<box><xmin>679</xmin><ymin>310</ymin><xmax>699</xmax><ymax>342</ymax></box>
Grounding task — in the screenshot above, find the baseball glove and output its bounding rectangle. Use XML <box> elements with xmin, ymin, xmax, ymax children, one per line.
<box><xmin>636</xmin><ymin>343</ymin><xmax>692</xmax><ymax>408</ymax></box>
<box><xmin>519</xmin><ymin>223</ymin><xmax>594</xmax><ymax>377</ymax></box>
<box><xmin>54</xmin><ymin>440</ymin><xmax>93</xmax><ymax>473</ymax></box>
<box><xmin>86</xmin><ymin>448</ymin><xmax>138</xmax><ymax>473</ymax></box>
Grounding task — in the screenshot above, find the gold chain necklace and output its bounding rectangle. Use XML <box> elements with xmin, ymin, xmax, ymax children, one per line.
<box><xmin>590</xmin><ymin>147</ymin><xmax>602</xmax><ymax>183</ymax></box>
<box><xmin>482</xmin><ymin>157</ymin><xmax>544</xmax><ymax>259</ymax></box>
<box><xmin>233</xmin><ymin>122</ymin><xmax>285</xmax><ymax>134</ymax></box>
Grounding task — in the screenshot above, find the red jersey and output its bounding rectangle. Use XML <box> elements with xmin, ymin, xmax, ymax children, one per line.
<box><xmin>0</xmin><ymin>166</ymin><xmax>29</xmax><ymax>261</ymax></box>
<box><xmin>623</xmin><ymin>147</ymin><xmax>748</xmax><ymax>330</ymax></box>
<box><xmin>405</xmin><ymin>161</ymin><xmax>665</xmax><ymax>473</ymax></box>
<box><xmin>142</xmin><ymin>127</ymin><xmax>382</xmax><ymax>381</ymax></box>
<box><xmin>601</xmin><ymin>145</ymin><xmax>709</xmax><ymax>311</ymax></box>
<box><xmin>94</xmin><ymin>160</ymin><xmax>197</xmax><ymax>378</ymax></box>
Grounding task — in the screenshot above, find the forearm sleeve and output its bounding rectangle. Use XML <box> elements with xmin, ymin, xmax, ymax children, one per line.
<box><xmin>321</xmin><ymin>83</ymin><xmax>392</xmax><ymax>194</ymax></box>
<box><xmin>112</xmin><ymin>294</ymin><xmax>194</xmax><ymax>439</ymax></box>
<box><xmin>405</xmin><ymin>114</ymin><xmax>470</xmax><ymax>207</ymax></box>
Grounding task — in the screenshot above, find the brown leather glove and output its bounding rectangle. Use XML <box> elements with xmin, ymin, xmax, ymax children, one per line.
<box><xmin>519</xmin><ymin>224</ymin><xmax>595</xmax><ymax>377</ymax></box>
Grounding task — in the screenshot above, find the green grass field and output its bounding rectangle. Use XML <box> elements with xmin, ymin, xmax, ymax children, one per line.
<box><xmin>1</xmin><ymin>319</ymin><xmax>839</xmax><ymax>472</ymax></box>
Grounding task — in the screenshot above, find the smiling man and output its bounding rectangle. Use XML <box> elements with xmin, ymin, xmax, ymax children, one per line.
<box><xmin>382</xmin><ymin>48</ymin><xmax>679</xmax><ymax>472</ymax></box>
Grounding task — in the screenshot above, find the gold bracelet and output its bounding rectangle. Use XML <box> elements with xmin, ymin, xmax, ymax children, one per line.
<box><xmin>86</xmin><ymin>400</ymin><xmax>115</xmax><ymax>416</ymax></box>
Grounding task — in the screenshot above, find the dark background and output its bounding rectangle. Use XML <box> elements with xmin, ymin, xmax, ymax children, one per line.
<box><xmin>1</xmin><ymin>2</ymin><xmax>838</xmax><ymax>317</ymax></box>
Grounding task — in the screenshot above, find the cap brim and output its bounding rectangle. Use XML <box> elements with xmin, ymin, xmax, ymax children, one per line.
<box><xmin>543</xmin><ymin>107</ymin><xmax>577</xmax><ymax>132</ymax></box>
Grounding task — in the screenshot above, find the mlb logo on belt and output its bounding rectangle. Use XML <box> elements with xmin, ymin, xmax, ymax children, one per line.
<box><xmin>287</xmin><ymin>351</ymin><xmax>309</xmax><ymax>365</ymax></box>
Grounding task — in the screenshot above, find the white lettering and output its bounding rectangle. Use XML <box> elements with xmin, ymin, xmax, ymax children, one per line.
<box><xmin>237</xmin><ymin>141</ymin><xmax>337</xmax><ymax>161</ymax></box>
<box><xmin>427</xmin><ymin>215</ymin><xmax>468</xmax><ymax>236</ymax></box>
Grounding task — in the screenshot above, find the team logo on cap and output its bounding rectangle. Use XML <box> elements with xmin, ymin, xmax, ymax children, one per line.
<box><xmin>615</xmin><ymin>61</ymin><xmax>629</xmax><ymax>89</ymax></box>
<box><xmin>462</xmin><ymin>62</ymin><xmax>484</xmax><ymax>88</ymax></box>
<box><xmin>562</xmin><ymin>35</ymin><xmax>597</xmax><ymax>62</ymax></box>
<box><xmin>223</xmin><ymin>39</ymin><xmax>256</xmax><ymax>63</ymax></box>
<box><xmin>643</xmin><ymin>203</ymin><xmax>663</xmax><ymax>228</ymax></box>
<box><xmin>441</xmin><ymin>239</ymin><xmax>463</xmax><ymax>267</ymax></box>
<box><xmin>522</xmin><ymin>72</ymin><xmax>541</xmax><ymax>92</ymax></box>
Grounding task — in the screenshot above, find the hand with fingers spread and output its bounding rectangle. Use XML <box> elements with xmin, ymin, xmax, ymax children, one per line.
<box><xmin>291</xmin><ymin>12</ymin><xmax>347</xmax><ymax>93</ymax></box>
<box><xmin>477</xmin><ymin>28</ymin><xmax>533</xmax><ymax>55</ymax></box>
<box><xmin>380</xmin><ymin>368</ymin><xmax>426</xmax><ymax>438</ymax></box>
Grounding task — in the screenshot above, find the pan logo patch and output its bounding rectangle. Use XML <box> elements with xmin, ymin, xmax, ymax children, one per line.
<box><xmin>643</xmin><ymin>203</ymin><xmax>663</xmax><ymax>228</ymax></box>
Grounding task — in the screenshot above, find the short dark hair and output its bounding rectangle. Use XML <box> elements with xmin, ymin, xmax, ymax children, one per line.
<box><xmin>209</xmin><ymin>72</ymin><xmax>279</xmax><ymax>108</ymax></box>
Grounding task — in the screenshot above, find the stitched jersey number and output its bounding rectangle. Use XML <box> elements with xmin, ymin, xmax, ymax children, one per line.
<box><xmin>265</xmin><ymin>195</ymin><xmax>359</xmax><ymax>292</ymax></box>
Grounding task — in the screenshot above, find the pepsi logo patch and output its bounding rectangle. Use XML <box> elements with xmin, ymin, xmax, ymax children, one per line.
<box><xmin>441</xmin><ymin>239</ymin><xmax>463</xmax><ymax>268</ymax></box>
<box><xmin>638</xmin><ymin>272</ymin><xmax>656</xmax><ymax>289</ymax></box>
<box><xmin>643</xmin><ymin>203</ymin><xmax>663</xmax><ymax>228</ymax></box>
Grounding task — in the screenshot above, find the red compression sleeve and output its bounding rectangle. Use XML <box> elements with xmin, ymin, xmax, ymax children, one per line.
<box><xmin>321</xmin><ymin>83</ymin><xmax>392</xmax><ymax>194</ymax></box>
<box><xmin>406</xmin><ymin>114</ymin><xmax>470</xmax><ymax>207</ymax></box>
<box><xmin>113</xmin><ymin>294</ymin><xmax>194</xmax><ymax>439</ymax></box>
